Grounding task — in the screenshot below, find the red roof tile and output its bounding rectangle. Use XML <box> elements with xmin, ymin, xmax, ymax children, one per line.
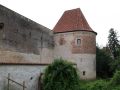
<box><xmin>53</xmin><ymin>8</ymin><xmax>95</xmax><ymax>33</ymax></box>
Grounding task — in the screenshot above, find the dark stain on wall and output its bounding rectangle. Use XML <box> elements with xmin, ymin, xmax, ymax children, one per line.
<box><xmin>0</xmin><ymin>5</ymin><xmax>54</xmax><ymax>55</ymax></box>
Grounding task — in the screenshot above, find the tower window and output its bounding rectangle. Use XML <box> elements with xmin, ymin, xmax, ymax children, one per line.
<box><xmin>76</xmin><ymin>38</ymin><xmax>81</xmax><ymax>46</ymax></box>
<box><xmin>83</xmin><ymin>71</ymin><xmax>86</xmax><ymax>76</ymax></box>
<box><xmin>0</xmin><ymin>23</ymin><xmax>4</xmax><ymax>29</ymax></box>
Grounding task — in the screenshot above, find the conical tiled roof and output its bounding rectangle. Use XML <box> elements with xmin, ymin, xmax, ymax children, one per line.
<box><xmin>53</xmin><ymin>8</ymin><xmax>96</xmax><ymax>33</ymax></box>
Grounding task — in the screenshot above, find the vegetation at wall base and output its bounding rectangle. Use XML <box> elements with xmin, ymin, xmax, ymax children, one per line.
<box><xmin>79</xmin><ymin>70</ymin><xmax>120</xmax><ymax>90</ymax></box>
<box><xmin>42</xmin><ymin>58</ymin><xmax>80</xmax><ymax>90</ymax></box>
<box><xmin>80</xmin><ymin>79</ymin><xmax>108</xmax><ymax>90</ymax></box>
<box><xmin>42</xmin><ymin>59</ymin><xmax>120</xmax><ymax>90</ymax></box>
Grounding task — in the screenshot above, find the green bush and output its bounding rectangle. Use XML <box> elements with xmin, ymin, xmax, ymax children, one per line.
<box><xmin>110</xmin><ymin>57</ymin><xmax>120</xmax><ymax>73</ymax></box>
<box><xmin>110</xmin><ymin>86</ymin><xmax>120</xmax><ymax>90</ymax></box>
<box><xmin>81</xmin><ymin>80</ymin><xmax>107</xmax><ymax>90</ymax></box>
<box><xmin>104</xmin><ymin>70</ymin><xmax>120</xmax><ymax>90</ymax></box>
<box><xmin>109</xmin><ymin>70</ymin><xmax>120</xmax><ymax>86</ymax></box>
<box><xmin>42</xmin><ymin>58</ymin><xmax>80</xmax><ymax>90</ymax></box>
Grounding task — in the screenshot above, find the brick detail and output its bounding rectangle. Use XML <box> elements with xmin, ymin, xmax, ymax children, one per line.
<box><xmin>72</xmin><ymin>35</ymin><xmax>96</xmax><ymax>54</ymax></box>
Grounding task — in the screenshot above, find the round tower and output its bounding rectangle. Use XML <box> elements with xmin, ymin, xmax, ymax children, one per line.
<box><xmin>53</xmin><ymin>8</ymin><xmax>97</xmax><ymax>80</ymax></box>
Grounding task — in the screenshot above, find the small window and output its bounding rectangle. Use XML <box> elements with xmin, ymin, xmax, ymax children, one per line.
<box><xmin>77</xmin><ymin>38</ymin><xmax>81</xmax><ymax>46</ymax></box>
<box><xmin>83</xmin><ymin>71</ymin><xmax>86</xmax><ymax>76</ymax></box>
<box><xmin>0</xmin><ymin>23</ymin><xmax>4</xmax><ymax>29</ymax></box>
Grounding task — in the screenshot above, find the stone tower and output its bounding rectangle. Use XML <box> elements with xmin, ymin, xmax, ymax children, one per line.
<box><xmin>53</xmin><ymin>8</ymin><xmax>97</xmax><ymax>79</ymax></box>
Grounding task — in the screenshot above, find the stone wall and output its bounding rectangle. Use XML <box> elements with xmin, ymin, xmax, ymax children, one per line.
<box><xmin>54</xmin><ymin>31</ymin><xmax>96</xmax><ymax>79</ymax></box>
<box><xmin>0</xmin><ymin>5</ymin><xmax>53</xmax><ymax>90</ymax></box>
<box><xmin>0</xmin><ymin>50</ymin><xmax>53</xmax><ymax>64</ymax></box>
<box><xmin>0</xmin><ymin>11</ymin><xmax>53</xmax><ymax>54</ymax></box>
<box><xmin>0</xmin><ymin>65</ymin><xmax>47</xmax><ymax>90</ymax></box>
<box><xmin>0</xmin><ymin>5</ymin><xmax>54</xmax><ymax>64</ymax></box>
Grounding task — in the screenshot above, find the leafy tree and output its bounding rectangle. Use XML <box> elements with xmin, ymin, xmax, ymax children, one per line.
<box><xmin>42</xmin><ymin>58</ymin><xmax>80</xmax><ymax>90</ymax></box>
<box><xmin>110</xmin><ymin>57</ymin><xmax>120</xmax><ymax>73</ymax></box>
<box><xmin>108</xmin><ymin>28</ymin><xmax>120</xmax><ymax>59</ymax></box>
<box><xmin>96</xmin><ymin>46</ymin><xmax>113</xmax><ymax>78</ymax></box>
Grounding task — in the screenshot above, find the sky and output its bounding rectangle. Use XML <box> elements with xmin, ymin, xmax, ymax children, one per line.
<box><xmin>0</xmin><ymin>0</ymin><xmax>120</xmax><ymax>47</ymax></box>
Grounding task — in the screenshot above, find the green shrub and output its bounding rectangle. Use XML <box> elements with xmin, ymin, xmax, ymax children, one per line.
<box><xmin>110</xmin><ymin>86</ymin><xmax>120</xmax><ymax>90</ymax></box>
<box><xmin>109</xmin><ymin>70</ymin><xmax>120</xmax><ymax>86</ymax></box>
<box><xmin>104</xmin><ymin>70</ymin><xmax>120</xmax><ymax>90</ymax></box>
<box><xmin>42</xmin><ymin>58</ymin><xmax>80</xmax><ymax>90</ymax></box>
<box><xmin>110</xmin><ymin>57</ymin><xmax>120</xmax><ymax>73</ymax></box>
<box><xmin>82</xmin><ymin>80</ymin><xmax>107</xmax><ymax>90</ymax></box>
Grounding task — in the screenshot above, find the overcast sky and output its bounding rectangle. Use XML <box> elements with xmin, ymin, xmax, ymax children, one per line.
<box><xmin>0</xmin><ymin>0</ymin><xmax>120</xmax><ymax>47</ymax></box>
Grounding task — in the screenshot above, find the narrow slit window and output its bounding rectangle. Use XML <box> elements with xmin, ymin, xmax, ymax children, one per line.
<box><xmin>83</xmin><ymin>71</ymin><xmax>86</xmax><ymax>76</ymax></box>
<box><xmin>0</xmin><ymin>23</ymin><xmax>4</xmax><ymax>29</ymax></box>
<box><xmin>77</xmin><ymin>39</ymin><xmax>81</xmax><ymax>46</ymax></box>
